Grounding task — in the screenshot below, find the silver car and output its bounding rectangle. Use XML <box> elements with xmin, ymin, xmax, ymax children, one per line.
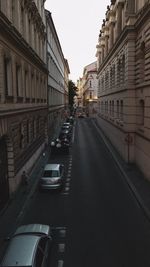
<box><xmin>1</xmin><ymin>224</ymin><xmax>52</xmax><ymax>267</ymax></box>
<box><xmin>39</xmin><ymin>163</ymin><xmax>64</xmax><ymax>190</ymax></box>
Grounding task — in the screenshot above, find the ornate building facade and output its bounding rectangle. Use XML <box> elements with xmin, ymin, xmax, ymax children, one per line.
<box><xmin>82</xmin><ymin>62</ymin><xmax>98</xmax><ymax>115</ymax></box>
<box><xmin>96</xmin><ymin>0</ymin><xmax>150</xmax><ymax>179</ymax></box>
<box><xmin>46</xmin><ymin>10</ymin><xmax>70</xmax><ymax>142</ymax></box>
<box><xmin>0</xmin><ymin>0</ymin><xmax>48</xmax><ymax>204</ymax></box>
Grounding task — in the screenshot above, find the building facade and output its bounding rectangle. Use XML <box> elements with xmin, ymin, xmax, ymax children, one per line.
<box><xmin>96</xmin><ymin>0</ymin><xmax>150</xmax><ymax>179</ymax></box>
<box><xmin>82</xmin><ymin>62</ymin><xmax>98</xmax><ymax>115</ymax></box>
<box><xmin>46</xmin><ymin>10</ymin><xmax>69</xmax><ymax>142</ymax></box>
<box><xmin>76</xmin><ymin>77</ymin><xmax>84</xmax><ymax>108</ymax></box>
<box><xmin>0</xmin><ymin>0</ymin><xmax>48</xmax><ymax>204</ymax></box>
<box><xmin>64</xmin><ymin>59</ymin><xmax>70</xmax><ymax>115</ymax></box>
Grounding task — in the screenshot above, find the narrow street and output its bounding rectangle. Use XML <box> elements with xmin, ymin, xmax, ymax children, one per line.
<box><xmin>4</xmin><ymin>118</ymin><xmax>150</xmax><ymax>267</ymax></box>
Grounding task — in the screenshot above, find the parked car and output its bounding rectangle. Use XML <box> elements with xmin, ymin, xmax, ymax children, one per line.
<box><xmin>50</xmin><ymin>138</ymin><xmax>70</xmax><ymax>154</ymax></box>
<box><xmin>59</xmin><ymin>129</ymin><xmax>72</xmax><ymax>141</ymax></box>
<box><xmin>39</xmin><ymin>163</ymin><xmax>64</xmax><ymax>190</ymax></box>
<box><xmin>61</xmin><ymin>125</ymin><xmax>72</xmax><ymax>133</ymax></box>
<box><xmin>66</xmin><ymin>116</ymin><xmax>74</xmax><ymax>124</ymax></box>
<box><xmin>63</xmin><ymin>122</ymin><xmax>72</xmax><ymax>128</ymax></box>
<box><xmin>1</xmin><ymin>224</ymin><xmax>52</xmax><ymax>267</ymax></box>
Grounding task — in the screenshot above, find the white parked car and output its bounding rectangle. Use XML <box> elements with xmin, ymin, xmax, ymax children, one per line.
<box><xmin>1</xmin><ymin>224</ymin><xmax>52</xmax><ymax>267</ymax></box>
<box><xmin>39</xmin><ymin>163</ymin><xmax>64</xmax><ymax>190</ymax></box>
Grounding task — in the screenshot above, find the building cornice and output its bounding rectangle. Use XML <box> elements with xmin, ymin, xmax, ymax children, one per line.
<box><xmin>22</xmin><ymin>0</ymin><xmax>46</xmax><ymax>37</ymax></box>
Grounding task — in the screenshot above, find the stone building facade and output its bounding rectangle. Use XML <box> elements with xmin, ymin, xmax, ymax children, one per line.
<box><xmin>0</xmin><ymin>0</ymin><xmax>48</xmax><ymax>204</ymax></box>
<box><xmin>46</xmin><ymin>10</ymin><xmax>70</xmax><ymax>141</ymax></box>
<box><xmin>76</xmin><ymin>77</ymin><xmax>84</xmax><ymax>108</ymax></box>
<box><xmin>82</xmin><ymin>62</ymin><xmax>98</xmax><ymax>115</ymax></box>
<box><xmin>96</xmin><ymin>0</ymin><xmax>150</xmax><ymax>179</ymax></box>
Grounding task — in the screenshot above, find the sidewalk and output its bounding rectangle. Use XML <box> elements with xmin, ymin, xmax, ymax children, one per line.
<box><xmin>92</xmin><ymin>118</ymin><xmax>150</xmax><ymax>222</ymax></box>
<box><xmin>0</xmin><ymin>148</ymin><xmax>50</xmax><ymax>242</ymax></box>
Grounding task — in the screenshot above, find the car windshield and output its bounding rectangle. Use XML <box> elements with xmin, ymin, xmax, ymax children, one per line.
<box><xmin>43</xmin><ymin>170</ymin><xmax>59</xmax><ymax>177</ymax></box>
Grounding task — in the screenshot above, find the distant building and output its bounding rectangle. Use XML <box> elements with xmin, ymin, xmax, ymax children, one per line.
<box><xmin>76</xmin><ymin>77</ymin><xmax>84</xmax><ymax>108</ymax></box>
<box><xmin>96</xmin><ymin>0</ymin><xmax>150</xmax><ymax>179</ymax></box>
<box><xmin>46</xmin><ymin>10</ymin><xmax>70</xmax><ymax>141</ymax></box>
<box><xmin>64</xmin><ymin>59</ymin><xmax>70</xmax><ymax>113</ymax></box>
<box><xmin>0</xmin><ymin>0</ymin><xmax>48</xmax><ymax>203</ymax></box>
<box><xmin>82</xmin><ymin>62</ymin><xmax>98</xmax><ymax>115</ymax></box>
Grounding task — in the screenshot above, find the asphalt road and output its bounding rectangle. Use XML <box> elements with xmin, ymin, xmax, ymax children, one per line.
<box><xmin>20</xmin><ymin>118</ymin><xmax>150</xmax><ymax>267</ymax></box>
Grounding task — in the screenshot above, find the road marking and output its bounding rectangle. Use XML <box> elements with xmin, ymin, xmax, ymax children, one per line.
<box><xmin>65</xmin><ymin>186</ymin><xmax>70</xmax><ymax>191</ymax></box>
<box><xmin>61</xmin><ymin>192</ymin><xmax>69</xmax><ymax>195</ymax></box>
<box><xmin>58</xmin><ymin>243</ymin><xmax>65</xmax><ymax>253</ymax></box>
<box><xmin>58</xmin><ymin>260</ymin><xmax>64</xmax><ymax>267</ymax></box>
<box><xmin>59</xmin><ymin>229</ymin><xmax>66</xmax><ymax>238</ymax></box>
<box><xmin>65</xmin><ymin>182</ymin><xmax>70</xmax><ymax>187</ymax></box>
<box><xmin>51</xmin><ymin>226</ymin><xmax>66</xmax><ymax>230</ymax></box>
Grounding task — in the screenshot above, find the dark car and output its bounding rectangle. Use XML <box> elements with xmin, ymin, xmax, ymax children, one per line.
<box><xmin>59</xmin><ymin>129</ymin><xmax>71</xmax><ymax>141</ymax></box>
<box><xmin>66</xmin><ymin>116</ymin><xmax>74</xmax><ymax>124</ymax></box>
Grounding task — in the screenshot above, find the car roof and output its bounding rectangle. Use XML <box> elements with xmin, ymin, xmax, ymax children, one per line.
<box><xmin>1</xmin><ymin>235</ymin><xmax>40</xmax><ymax>266</ymax></box>
<box><xmin>14</xmin><ymin>224</ymin><xmax>50</xmax><ymax>237</ymax></box>
<box><xmin>44</xmin><ymin>164</ymin><xmax>60</xmax><ymax>171</ymax></box>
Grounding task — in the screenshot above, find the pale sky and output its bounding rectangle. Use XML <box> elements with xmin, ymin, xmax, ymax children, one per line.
<box><xmin>45</xmin><ymin>0</ymin><xmax>110</xmax><ymax>83</ymax></box>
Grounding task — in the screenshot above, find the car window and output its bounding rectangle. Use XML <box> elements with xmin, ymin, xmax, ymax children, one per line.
<box><xmin>35</xmin><ymin>238</ymin><xmax>47</xmax><ymax>267</ymax></box>
<box><xmin>43</xmin><ymin>170</ymin><xmax>59</xmax><ymax>177</ymax></box>
<box><xmin>60</xmin><ymin>166</ymin><xmax>63</xmax><ymax>174</ymax></box>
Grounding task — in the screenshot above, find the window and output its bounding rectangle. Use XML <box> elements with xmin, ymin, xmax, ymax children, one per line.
<box><xmin>19</xmin><ymin>123</ymin><xmax>24</xmax><ymax>149</ymax></box>
<box><xmin>120</xmin><ymin>100</ymin><xmax>123</xmax><ymax>121</ymax></box>
<box><xmin>4</xmin><ymin>56</ymin><xmax>12</xmax><ymax>96</ymax></box>
<box><xmin>16</xmin><ymin>64</ymin><xmax>21</xmax><ymax>97</ymax></box>
<box><xmin>140</xmin><ymin>42</ymin><xmax>145</xmax><ymax>82</ymax></box>
<box><xmin>25</xmin><ymin>70</ymin><xmax>28</xmax><ymax>97</ymax></box>
<box><xmin>21</xmin><ymin>7</ymin><xmax>24</xmax><ymax>36</ymax></box>
<box><xmin>116</xmin><ymin>100</ymin><xmax>119</xmax><ymax>118</ymax></box>
<box><xmin>26</xmin><ymin>121</ymin><xmax>30</xmax><ymax>143</ymax></box>
<box><xmin>112</xmin><ymin>100</ymin><xmax>114</xmax><ymax>117</ymax></box>
<box><xmin>139</xmin><ymin>99</ymin><xmax>144</xmax><ymax>126</ymax></box>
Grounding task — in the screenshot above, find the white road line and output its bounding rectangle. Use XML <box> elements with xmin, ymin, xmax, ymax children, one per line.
<box><xmin>58</xmin><ymin>243</ymin><xmax>65</xmax><ymax>253</ymax></box>
<box><xmin>51</xmin><ymin>226</ymin><xmax>66</xmax><ymax>230</ymax></box>
<box><xmin>61</xmin><ymin>192</ymin><xmax>69</xmax><ymax>195</ymax></box>
<box><xmin>58</xmin><ymin>260</ymin><xmax>64</xmax><ymax>267</ymax></box>
<box><xmin>65</xmin><ymin>182</ymin><xmax>70</xmax><ymax>187</ymax></box>
<box><xmin>59</xmin><ymin>229</ymin><xmax>66</xmax><ymax>238</ymax></box>
<box><xmin>65</xmin><ymin>186</ymin><xmax>70</xmax><ymax>191</ymax></box>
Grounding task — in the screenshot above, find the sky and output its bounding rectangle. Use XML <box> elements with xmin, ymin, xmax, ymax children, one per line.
<box><xmin>45</xmin><ymin>0</ymin><xmax>110</xmax><ymax>83</ymax></box>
